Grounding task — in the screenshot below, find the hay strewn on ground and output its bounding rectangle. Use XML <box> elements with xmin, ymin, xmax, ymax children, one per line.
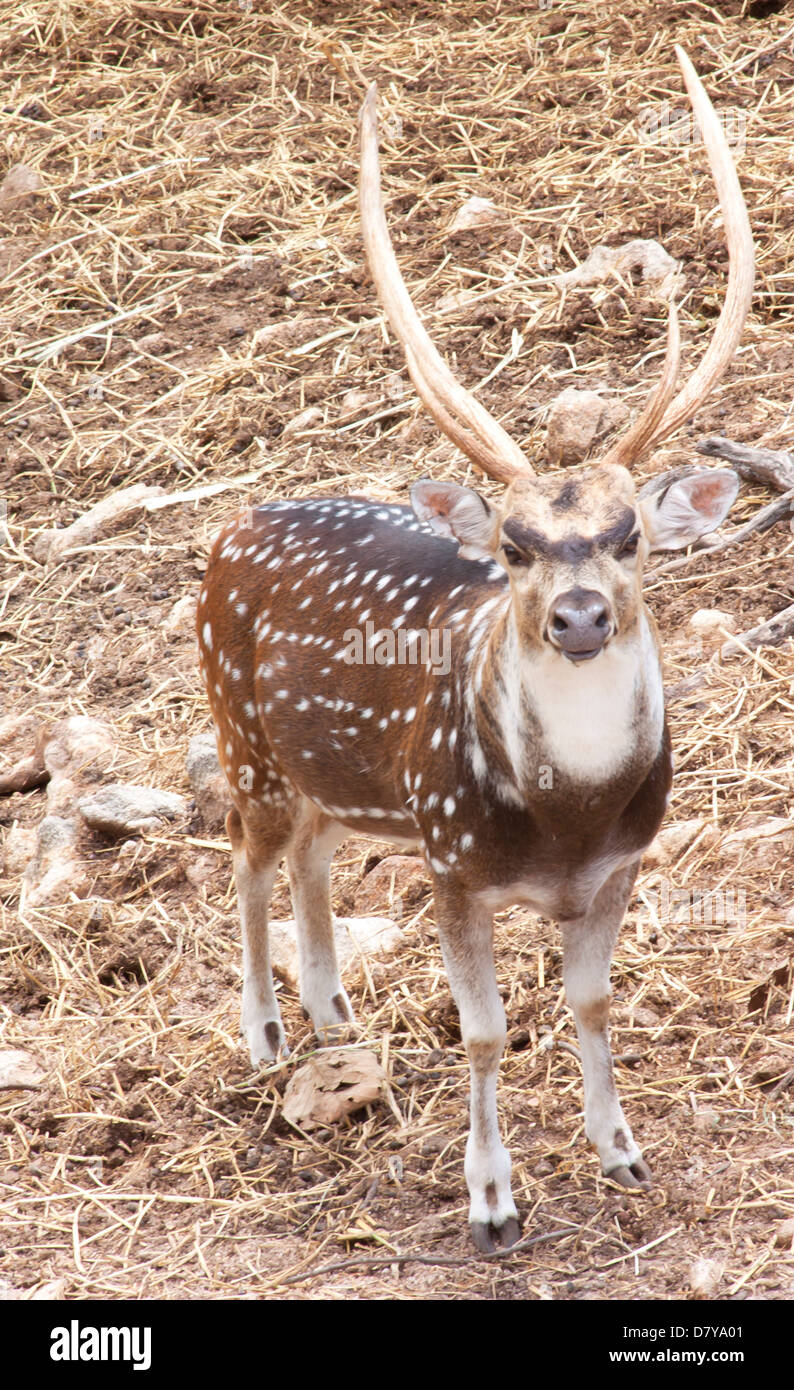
<box><xmin>0</xmin><ymin>1</ymin><xmax>792</xmax><ymax>1300</ymax></box>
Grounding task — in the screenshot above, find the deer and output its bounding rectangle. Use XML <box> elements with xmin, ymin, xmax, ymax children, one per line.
<box><xmin>197</xmin><ymin>47</ymin><xmax>754</xmax><ymax>1252</ymax></box>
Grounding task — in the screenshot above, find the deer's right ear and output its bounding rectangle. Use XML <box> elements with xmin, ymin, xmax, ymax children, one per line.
<box><xmin>410</xmin><ymin>480</ymin><xmax>499</xmax><ymax>560</ymax></box>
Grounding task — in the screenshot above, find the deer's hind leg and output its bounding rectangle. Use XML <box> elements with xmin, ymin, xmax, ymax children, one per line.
<box><xmin>286</xmin><ymin>805</ymin><xmax>355</xmax><ymax>1041</ymax></box>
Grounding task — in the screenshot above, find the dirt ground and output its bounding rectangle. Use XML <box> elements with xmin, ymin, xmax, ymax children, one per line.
<box><xmin>1</xmin><ymin>1</ymin><xmax>793</xmax><ymax>1302</ymax></box>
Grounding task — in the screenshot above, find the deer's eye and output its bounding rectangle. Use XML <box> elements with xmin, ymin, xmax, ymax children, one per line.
<box><xmin>618</xmin><ymin>532</ymin><xmax>640</xmax><ymax>560</ymax></box>
<box><xmin>502</xmin><ymin>543</ymin><xmax>530</xmax><ymax>568</ymax></box>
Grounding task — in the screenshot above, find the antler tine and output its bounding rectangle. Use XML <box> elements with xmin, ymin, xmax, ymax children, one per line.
<box><xmin>359</xmin><ymin>84</ymin><xmax>534</xmax><ymax>485</ymax></box>
<box><xmin>604</xmin><ymin>47</ymin><xmax>754</xmax><ymax>469</ymax></box>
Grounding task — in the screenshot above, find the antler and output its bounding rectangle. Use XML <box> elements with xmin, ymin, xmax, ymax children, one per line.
<box><xmin>359</xmin><ymin>85</ymin><xmax>535</xmax><ymax>484</ymax></box>
<box><xmin>359</xmin><ymin>45</ymin><xmax>754</xmax><ymax>483</ymax></box>
<box><xmin>600</xmin><ymin>45</ymin><xmax>755</xmax><ymax>468</ymax></box>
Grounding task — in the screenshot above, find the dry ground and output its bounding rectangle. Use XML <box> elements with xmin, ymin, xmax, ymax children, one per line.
<box><xmin>0</xmin><ymin>0</ymin><xmax>793</xmax><ymax>1301</ymax></box>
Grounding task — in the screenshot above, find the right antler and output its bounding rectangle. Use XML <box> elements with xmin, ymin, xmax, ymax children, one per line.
<box><xmin>359</xmin><ymin>46</ymin><xmax>754</xmax><ymax>483</ymax></box>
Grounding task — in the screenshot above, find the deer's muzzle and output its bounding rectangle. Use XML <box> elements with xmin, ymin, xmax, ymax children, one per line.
<box><xmin>548</xmin><ymin>587</ymin><xmax>613</xmax><ymax>662</ymax></box>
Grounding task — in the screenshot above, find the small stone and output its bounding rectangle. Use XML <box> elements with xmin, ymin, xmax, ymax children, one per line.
<box><xmin>186</xmin><ymin>733</ymin><xmax>229</xmax><ymax>831</ymax></box>
<box><xmin>553</xmin><ymin>239</ymin><xmax>681</xmax><ymax>299</ymax></box>
<box><xmin>2</xmin><ymin>823</ymin><xmax>38</xmax><ymax>878</ymax></box>
<box><xmin>353</xmin><ymin>855</ymin><xmax>428</xmax><ymax>918</ymax></box>
<box><xmin>77</xmin><ymin>784</ymin><xmax>188</xmax><ymax>837</ymax></box>
<box><xmin>339</xmin><ymin>388</ymin><xmax>376</xmax><ymax>421</ymax></box>
<box><xmin>643</xmin><ymin>818</ymin><xmax>706</xmax><ymax>867</ymax></box>
<box><xmin>24</xmin><ymin>815</ymin><xmax>89</xmax><ymax>906</ymax></box>
<box><xmin>447</xmin><ymin>196</ymin><xmax>502</xmax><ymax>234</ymax></box>
<box><xmin>184</xmin><ymin>854</ymin><xmax>218</xmax><ymax>888</ymax></box>
<box><xmin>0</xmin><ymin>1049</ymin><xmax>46</xmax><ymax>1090</ymax></box>
<box><xmin>546</xmin><ymin>388</ymin><xmax>629</xmax><ymax>467</ymax></box>
<box><xmin>688</xmin><ymin>608</ymin><xmax>737</xmax><ymax>637</ymax></box>
<box><xmin>270</xmin><ymin>916</ymin><xmax>403</xmax><ymax>990</ymax></box>
<box><xmin>283</xmin><ymin>406</ymin><xmax>323</xmax><ymax>436</ymax></box>
<box><xmin>163</xmin><ymin>594</ymin><xmax>197</xmax><ymax>637</ymax></box>
<box><xmin>692</xmin><ymin>1106</ymin><xmax>720</xmax><ymax>1135</ymax></box>
<box><xmin>42</xmin><ymin>715</ymin><xmax>115</xmax><ymax>779</ymax></box>
<box><xmin>689</xmin><ymin>1256</ymin><xmax>725</xmax><ymax>1298</ymax></box>
<box><xmin>0</xmin><ymin>163</ymin><xmax>42</xmax><ymax>208</ymax></box>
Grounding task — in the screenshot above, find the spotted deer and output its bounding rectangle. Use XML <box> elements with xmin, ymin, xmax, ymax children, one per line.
<box><xmin>197</xmin><ymin>48</ymin><xmax>753</xmax><ymax>1250</ymax></box>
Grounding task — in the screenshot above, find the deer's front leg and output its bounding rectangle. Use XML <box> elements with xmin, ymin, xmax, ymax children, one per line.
<box><xmin>435</xmin><ymin>885</ymin><xmax>520</xmax><ymax>1252</ymax></box>
<box><xmin>561</xmin><ymin>861</ymin><xmax>651</xmax><ymax>1189</ymax></box>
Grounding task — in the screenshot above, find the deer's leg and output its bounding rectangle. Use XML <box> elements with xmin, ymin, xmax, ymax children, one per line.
<box><xmin>286</xmin><ymin>806</ymin><xmax>355</xmax><ymax>1041</ymax></box>
<box><xmin>227</xmin><ymin>801</ymin><xmax>293</xmax><ymax>1068</ymax></box>
<box><xmin>561</xmin><ymin>860</ymin><xmax>651</xmax><ymax>1189</ymax></box>
<box><xmin>435</xmin><ymin>884</ymin><xmax>520</xmax><ymax>1252</ymax></box>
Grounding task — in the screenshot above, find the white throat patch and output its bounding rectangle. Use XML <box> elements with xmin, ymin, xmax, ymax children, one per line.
<box><xmin>521</xmin><ymin>616</ymin><xmax>663</xmax><ymax>783</ymax></box>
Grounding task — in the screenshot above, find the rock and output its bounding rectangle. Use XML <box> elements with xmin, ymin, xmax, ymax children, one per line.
<box><xmin>447</xmin><ymin>196</ymin><xmax>503</xmax><ymax>235</ymax></box>
<box><xmin>688</xmin><ymin>608</ymin><xmax>737</xmax><ymax>638</ymax></box>
<box><xmin>338</xmin><ymin>388</ymin><xmax>377</xmax><ymax>421</ymax></box>
<box><xmin>163</xmin><ymin>593</ymin><xmax>197</xmax><ymax>638</ymax></box>
<box><xmin>773</xmin><ymin>1217</ymin><xmax>794</xmax><ymax>1248</ymax></box>
<box><xmin>643</xmin><ymin>818</ymin><xmax>706</xmax><ymax>868</ymax></box>
<box><xmin>77</xmin><ymin>784</ymin><xmax>188</xmax><ymax>837</ymax></box>
<box><xmin>692</xmin><ymin>1106</ymin><xmax>720</xmax><ymax>1135</ymax></box>
<box><xmin>0</xmin><ymin>1276</ymin><xmax>65</xmax><ymax>1300</ymax></box>
<box><xmin>553</xmin><ymin>238</ymin><xmax>681</xmax><ymax>300</ymax></box>
<box><xmin>353</xmin><ymin>855</ymin><xmax>429</xmax><ymax>918</ymax></box>
<box><xmin>270</xmin><ymin>916</ymin><xmax>404</xmax><ymax>991</ymax></box>
<box><xmin>1</xmin><ymin>823</ymin><xmax>38</xmax><ymax>878</ymax></box>
<box><xmin>546</xmin><ymin>388</ymin><xmax>629</xmax><ymax>467</ymax></box>
<box><xmin>31</xmin><ymin>1279</ymin><xmax>66</xmax><ymax>1300</ymax></box>
<box><xmin>0</xmin><ymin>163</ymin><xmax>42</xmax><ymax>209</ymax></box>
<box><xmin>0</xmin><ymin>712</ymin><xmax>38</xmax><ymax>750</ymax></box>
<box><xmin>688</xmin><ymin>1256</ymin><xmax>725</xmax><ymax>1298</ymax></box>
<box><xmin>721</xmin><ymin>816</ymin><xmax>793</xmax><ymax>870</ymax></box>
<box><xmin>137</xmin><ymin>331</ymin><xmax>175</xmax><ymax>354</ymax></box>
<box><xmin>382</xmin><ymin>372</ymin><xmax>405</xmax><ymax>402</ymax></box>
<box><xmin>42</xmin><ymin>716</ymin><xmax>115</xmax><ymax>779</ymax></box>
<box><xmin>184</xmin><ymin>854</ymin><xmax>219</xmax><ymax>888</ymax></box>
<box><xmin>23</xmin><ymin>815</ymin><xmax>89</xmax><ymax>906</ymax></box>
<box><xmin>283</xmin><ymin>406</ymin><xmax>323</xmax><ymax>437</ymax></box>
<box><xmin>41</xmin><ymin>715</ymin><xmax>117</xmax><ymax>815</ymax></box>
<box><xmin>186</xmin><ymin>733</ymin><xmax>229</xmax><ymax>831</ymax></box>
<box><xmin>0</xmin><ymin>1049</ymin><xmax>46</xmax><ymax>1089</ymax></box>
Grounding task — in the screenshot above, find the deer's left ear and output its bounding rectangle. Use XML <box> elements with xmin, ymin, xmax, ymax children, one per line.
<box><xmin>640</xmin><ymin>469</ymin><xmax>739</xmax><ymax>552</ymax></box>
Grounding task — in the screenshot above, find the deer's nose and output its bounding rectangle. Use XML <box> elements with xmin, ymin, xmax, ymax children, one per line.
<box><xmin>548</xmin><ymin>587</ymin><xmax>612</xmax><ymax>661</ymax></box>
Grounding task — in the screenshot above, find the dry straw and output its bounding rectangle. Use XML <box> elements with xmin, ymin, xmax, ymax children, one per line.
<box><xmin>0</xmin><ymin>2</ymin><xmax>792</xmax><ymax>1300</ymax></box>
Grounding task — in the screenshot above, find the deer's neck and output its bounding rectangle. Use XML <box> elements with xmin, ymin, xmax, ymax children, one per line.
<box><xmin>466</xmin><ymin>607</ymin><xmax>664</xmax><ymax>801</ymax></box>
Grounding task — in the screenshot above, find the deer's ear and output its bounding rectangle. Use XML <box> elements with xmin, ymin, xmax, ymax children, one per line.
<box><xmin>410</xmin><ymin>480</ymin><xmax>499</xmax><ymax>560</ymax></box>
<box><xmin>640</xmin><ymin>469</ymin><xmax>739</xmax><ymax>552</ymax></box>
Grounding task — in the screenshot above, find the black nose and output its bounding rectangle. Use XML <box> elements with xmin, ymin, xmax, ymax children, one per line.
<box><xmin>549</xmin><ymin>587</ymin><xmax>612</xmax><ymax>661</ymax></box>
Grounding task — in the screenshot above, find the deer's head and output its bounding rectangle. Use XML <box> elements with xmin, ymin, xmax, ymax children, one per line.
<box><xmin>359</xmin><ymin>46</ymin><xmax>754</xmax><ymax>667</ymax></box>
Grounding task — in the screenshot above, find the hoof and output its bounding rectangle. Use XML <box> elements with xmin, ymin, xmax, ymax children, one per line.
<box><xmin>245</xmin><ymin>1018</ymin><xmax>290</xmax><ymax>1068</ymax></box>
<box><xmin>470</xmin><ymin>1215</ymin><xmax>522</xmax><ymax>1254</ymax></box>
<box><xmin>302</xmin><ymin>985</ymin><xmax>357</xmax><ymax>1046</ymax></box>
<box><xmin>314</xmin><ymin>1020</ymin><xmax>358</xmax><ymax>1048</ymax></box>
<box><xmin>605</xmin><ymin>1158</ymin><xmax>652</xmax><ymax>1190</ymax></box>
